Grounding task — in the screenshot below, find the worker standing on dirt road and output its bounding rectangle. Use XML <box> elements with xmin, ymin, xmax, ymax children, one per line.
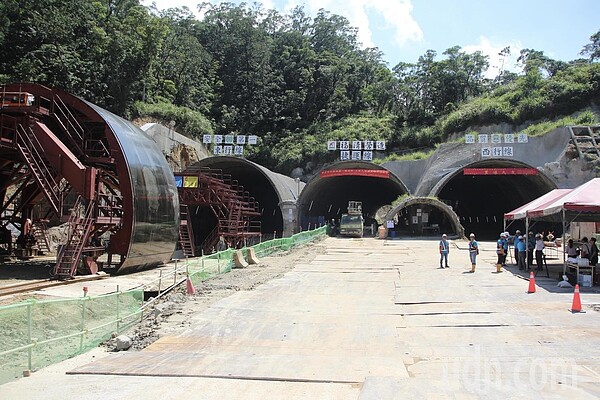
<box><xmin>216</xmin><ymin>236</ymin><xmax>228</xmax><ymax>252</ymax></box>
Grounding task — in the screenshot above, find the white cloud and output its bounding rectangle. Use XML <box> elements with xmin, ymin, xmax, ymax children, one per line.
<box><xmin>142</xmin><ymin>0</ymin><xmax>424</xmax><ymax>51</ymax></box>
<box><xmin>463</xmin><ymin>36</ymin><xmax>523</xmax><ymax>79</ymax></box>
<box><xmin>283</xmin><ymin>0</ymin><xmax>422</xmax><ymax>48</ymax></box>
<box><xmin>366</xmin><ymin>0</ymin><xmax>423</xmax><ymax>46</ymax></box>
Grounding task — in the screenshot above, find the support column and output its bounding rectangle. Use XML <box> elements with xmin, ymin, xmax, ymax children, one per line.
<box><xmin>279</xmin><ymin>200</ymin><xmax>299</xmax><ymax>237</ymax></box>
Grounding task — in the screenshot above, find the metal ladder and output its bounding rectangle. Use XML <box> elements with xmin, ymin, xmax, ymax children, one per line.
<box><xmin>53</xmin><ymin>197</ymin><xmax>94</xmax><ymax>279</ymax></box>
<box><xmin>568</xmin><ymin>126</ymin><xmax>600</xmax><ymax>159</ymax></box>
<box><xmin>15</xmin><ymin>124</ymin><xmax>62</xmax><ymax>214</ymax></box>
<box><xmin>51</xmin><ymin>94</ymin><xmax>85</xmax><ymax>154</ymax></box>
<box><xmin>178</xmin><ymin>205</ymin><xmax>194</xmax><ymax>257</ymax></box>
<box><xmin>31</xmin><ymin>221</ymin><xmax>51</xmax><ymax>254</ymax></box>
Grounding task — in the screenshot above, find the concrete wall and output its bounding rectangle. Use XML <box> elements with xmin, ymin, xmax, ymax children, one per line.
<box><xmin>383</xmin><ymin>158</ymin><xmax>428</xmax><ymax>195</ymax></box>
<box><xmin>384</xmin><ymin>127</ymin><xmax>596</xmax><ymax>197</ymax></box>
<box><xmin>143</xmin><ymin>122</ymin><xmax>597</xmax><ymax>237</ymax></box>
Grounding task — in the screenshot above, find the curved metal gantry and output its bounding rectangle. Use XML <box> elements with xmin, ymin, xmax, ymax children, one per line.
<box><xmin>0</xmin><ymin>83</ymin><xmax>178</xmax><ymax>276</ymax></box>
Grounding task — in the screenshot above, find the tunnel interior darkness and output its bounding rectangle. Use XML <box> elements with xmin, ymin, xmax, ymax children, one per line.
<box><xmin>300</xmin><ymin>173</ymin><xmax>407</xmax><ymax>229</ymax></box>
<box><xmin>188</xmin><ymin>206</ymin><xmax>218</xmax><ymax>251</ymax></box>
<box><xmin>437</xmin><ymin>164</ymin><xmax>557</xmax><ymax>240</ymax></box>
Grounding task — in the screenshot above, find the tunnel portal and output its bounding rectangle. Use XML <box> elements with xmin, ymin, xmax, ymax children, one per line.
<box><xmin>190</xmin><ymin>157</ymin><xmax>298</xmax><ymax>239</ymax></box>
<box><xmin>300</xmin><ymin>162</ymin><xmax>408</xmax><ymax>229</ymax></box>
<box><xmin>434</xmin><ymin>161</ymin><xmax>557</xmax><ymax>240</ymax></box>
<box><xmin>386</xmin><ymin>197</ymin><xmax>465</xmax><ymax>239</ymax></box>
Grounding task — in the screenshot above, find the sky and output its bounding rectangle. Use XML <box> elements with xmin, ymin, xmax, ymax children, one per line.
<box><xmin>142</xmin><ymin>0</ymin><xmax>600</xmax><ymax>77</ymax></box>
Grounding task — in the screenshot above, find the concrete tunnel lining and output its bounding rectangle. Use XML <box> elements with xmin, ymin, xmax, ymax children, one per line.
<box><xmin>430</xmin><ymin>159</ymin><xmax>556</xmax><ymax>199</ymax></box>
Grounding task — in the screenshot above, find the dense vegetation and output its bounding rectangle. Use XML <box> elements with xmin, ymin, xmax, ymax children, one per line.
<box><xmin>1</xmin><ymin>1</ymin><xmax>599</xmax><ymax>174</ymax></box>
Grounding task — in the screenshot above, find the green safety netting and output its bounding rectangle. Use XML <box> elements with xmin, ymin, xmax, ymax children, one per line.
<box><xmin>186</xmin><ymin>226</ymin><xmax>326</xmax><ymax>284</ymax></box>
<box><xmin>252</xmin><ymin>226</ymin><xmax>326</xmax><ymax>258</ymax></box>
<box><xmin>0</xmin><ymin>290</ymin><xmax>142</xmax><ymax>385</ymax></box>
<box><xmin>0</xmin><ymin>226</ymin><xmax>325</xmax><ymax>385</ymax></box>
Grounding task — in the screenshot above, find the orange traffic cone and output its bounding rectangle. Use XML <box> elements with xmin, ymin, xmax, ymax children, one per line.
<box><xmin>570</xmin><ymin>284</ymin><xmax>582</xmax><ymax>313</ymax></box>
<box><xmin>186</xmin><ymin>276</ymin><xmax>196</xmax><ymax>295</ymax></box>
<box><xmin>527</xmin><ymin>271</ymin><xmax>536</xmax><ymax>293</ymax></box>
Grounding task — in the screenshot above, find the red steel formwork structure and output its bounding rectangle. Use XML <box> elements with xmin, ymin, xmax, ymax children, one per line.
<box><xmin>0</xmin><ymin>83</ymin><xmax>178</xmax><ymax>278</ymax></box>
<box><xmin>176</xmin><ymin>167</ymin><xmax>262</xmax><ymax>255</ymax></box>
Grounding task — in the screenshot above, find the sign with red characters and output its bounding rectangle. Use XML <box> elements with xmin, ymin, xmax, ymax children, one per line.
<box><xmin>463</xmin><ymin>168</ymin><xmax>538</xmax><ymax>176</ymax></box>
<box><xmin>320</xmin><ymin>169</ymin><xmax>390</xmax><ymax>178</ymax></box>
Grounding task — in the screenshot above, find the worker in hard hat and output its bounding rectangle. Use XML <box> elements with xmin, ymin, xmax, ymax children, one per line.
<box><xmin>468</xmin><ymin>233</ymin><xmax>479</xmax><ymax>273</ymax></box>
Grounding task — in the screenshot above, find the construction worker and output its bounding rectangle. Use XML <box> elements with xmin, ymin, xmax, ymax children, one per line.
<box><xmin>439</xmin><ymin>233</ymin><xmax>450</xmax><ymax>269</ymax></box>
<box><xmin>527</xmin><ymin>231</ymin><xmax>535</xmax><ymax>267</ymax></box>
<box><xmin>502</xmin><ymin>232</ymin><xmax>509</xmax><ymax>267</ymax></box>
<box><xmin>468</xmin><ymin>233</ymin><xmax>479</xmax><ymax>273</ymax></box>
<box><xmin>534</xmin><ymin>233</ymin><xmax>545</xmax><ymax>271</ymax></box>
<box><xmin>513</xmin><ymin>230</ymin><xmax>521</xmax><ymax>266</ymax></box>
<box><xmin>0</xmin><ymin>226</ymin><xmax>12</xmax><ymax>255</ymax></box>
<box><xmin>495</xmin><ymin>232</ymin><xmax>505</xmax><ymax>273</ymax></box>
<box><xmin>216</xmin><ymin>236</ymin><xmax>228</xmax><ymax>252</ymax></box>
<box><xmin>516</xmin><ymin>235</ymin><xmax>527</xmax><ymax>271</ymax></box>
<box><xmin>328</xmin><ymin>219</ymin><xmax>337</xmax><ymax>236</ymax></box>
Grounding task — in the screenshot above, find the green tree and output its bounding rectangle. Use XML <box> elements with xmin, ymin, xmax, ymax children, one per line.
<box><xmin>580</xmin><ymin>29</ymin><xmax>600</xmax><ymax>62</ymax></box>
<box><xmin>0</xmin><ymin>0</ymin><xmax>107</xmax><ymax>99</ymax></box>
<box><xmin>197</xmin><ymin>3</ymin><xmax>277</xmax><ymax>133</ymax></box>
<box><xmin>151</xmin><ymin>7</ymin><xmax>215</xmax><ymax>113</ymax></box>
<box><xmin>393</xmin><ymin>60</ymin><xmax>430</xmax><ymax>124</ymax></box>
<box><xmin>355</xmin><ymin>48</ymin><xmax>396</xmax><ymax>115</ymax></box>
<box><xmin>392</xmin><ymin>47</ymin><xmax>488</xmax><ymax>126</ymax></box>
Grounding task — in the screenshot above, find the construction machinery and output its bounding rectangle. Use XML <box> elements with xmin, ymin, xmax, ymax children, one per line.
<box><xmin>339</xmin><ymin>201</ymin><xmax>364</xmax><ymax>238</ymax></box>
<box><xmin>0</xmin><ymin>83</ymin><xmax>179</xmax><ymax>278</ymax></box>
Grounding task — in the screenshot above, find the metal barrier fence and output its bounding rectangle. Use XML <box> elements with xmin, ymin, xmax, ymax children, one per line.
<box><xmin>0</xmin><ymin>226</ymin><xmax>326</xmax><ymax>385</ymax></box>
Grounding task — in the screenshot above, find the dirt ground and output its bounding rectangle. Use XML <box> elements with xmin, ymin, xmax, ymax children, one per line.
<box><xmin>0</xmin><ymin>238</ymin><xmax>326</xmax><ymax>351</ymax></box>
<box><xmin>104</xmin><ymin>240</ymin><xmax>327</xmax><ymax>351</ymax></box>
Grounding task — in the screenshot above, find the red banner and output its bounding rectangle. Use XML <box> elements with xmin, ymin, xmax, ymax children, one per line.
<box><xmin>320</xmin><ymin>169</ymin><xmax>390</xmax><ymax>179</ymax></box>
<box><xmin>463</xmin><ymin>168</ymin><xmax>538</xmax><ymax>176</ymax></box>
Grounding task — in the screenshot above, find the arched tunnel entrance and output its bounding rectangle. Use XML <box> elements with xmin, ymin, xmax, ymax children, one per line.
<box><xmin>433</xmin><ymin>161</ymin><xmax>557</xmax><ymax>240</ymax></box>
<box><xmin>300</xmin><ymin>162</ymin><xmax>408</xmax><ymax>230</ymax></box>
<box><xmin>385</xmin><ymin>197</ymin><xmax>465</xmax><ymax>238</ymax></box>
<box><xmin>187</xmin><ymin>157</ymin><xmax>299</xmax><ymax>243</ymax></box>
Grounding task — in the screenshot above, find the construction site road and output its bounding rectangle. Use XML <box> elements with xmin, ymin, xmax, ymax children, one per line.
<box><xmin>1</xmin><ymin>237</ymin><xmax>600</xmax><ymax>399</ymax></box>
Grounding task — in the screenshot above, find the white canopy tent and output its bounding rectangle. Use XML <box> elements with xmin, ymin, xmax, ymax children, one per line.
<box><xmin>504</xmin><ymin>178</ymin><xmax>600</xmax><ymax>273</ymax></box>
